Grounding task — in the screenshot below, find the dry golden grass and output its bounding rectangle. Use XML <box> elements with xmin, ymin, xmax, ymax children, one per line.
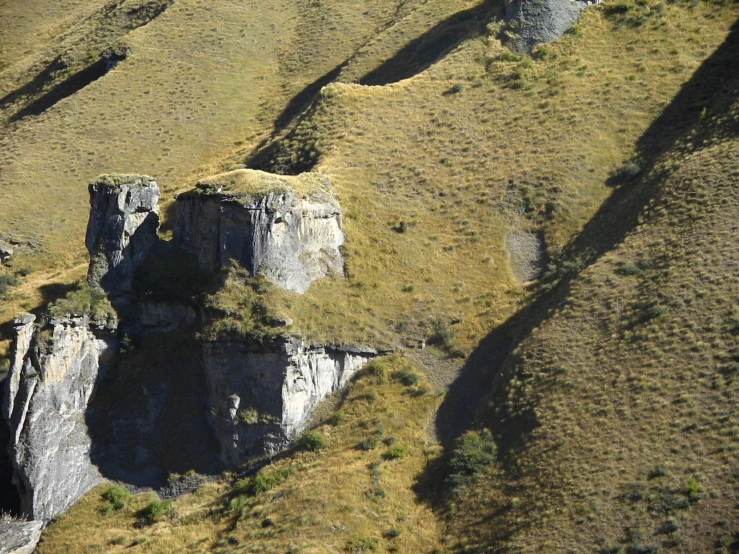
<box><xmin>442</xmin><ymin>30</ymin><xmax>739</xmax><ymax>551</ymax></box>
<box><xmin>37</xmin><ymin>356</ymin><xmax>443</xmax><ymax>553</ymax></box>
<box><xmin>235</xmin><ymin>0</ymin><xmax>738</xmax><ymax>353</ymax></box>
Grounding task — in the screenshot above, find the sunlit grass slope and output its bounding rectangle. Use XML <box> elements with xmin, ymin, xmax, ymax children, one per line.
<box><xmin>36</xmin><ymin>356</ymin><xmax>442</xmax><ymax>553</ymax></box>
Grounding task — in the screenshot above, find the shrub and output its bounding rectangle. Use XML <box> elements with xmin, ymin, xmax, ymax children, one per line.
<box><xmin>137</xmin><ymin>500</ymin><xmax>173</xmax><ymax>525</ymax></box>
<box><xmin>300</xmin><ymin>430</ymin><xmax>327</xmax><ymax>452</ymax></box>
<box><xmin>329</xmin><ymin>410</ymin><xmax>346</xmax><ymax>425</ymax></box>
<box><xmin>391</xmin><ymin>369</ymin><xmax>419</xmax><ymax>387</ymax></box>
<box><xmin>345</xmin><ymin>537</ymin><xmax>378</xmax><ymax>552</ymax></box>
<box><xmin>686</xmin><ymin>475</ymin><xmax>702</xmax><ymax>494</ymax></box>
<box><xmin>101</xmin><ymin>484</ymin><xmax>131</xmax><ymax>511</ymax></box>
<box><xmin>0</xmin><ymin>273</ymin><xmax>19</xmax><ymax>297</ymax></box>
<box><xmin>446</xmin><ymin>430</ymin><xmax>497</xmax><ymax>493</ymax></box>
<box><xmin>357</xmin><ymin>437</ymin><xmax>378</xmax><ymax>451</ymax></box>
<box><xmin>364</xmin><ymin>358</ymin><xmax>390</xmax><ymax>381</ymax></box>
<box><xmin>132</xmin><ymin>536</ymin><xmax>147</xmax><ymax>545</ymax></box>
<box><xmin>252</xmin><ymin>467</ymin><xmax>290</xmax><ymax>495</ymax></box>
<box><xmin>360</xmin><ymin>387</ymin><xmax>379</xmax><ymax>402</ymax></box>
<box><xmin>428</xmin><ymin>321</ymin><xmax>455</xmax><ymax>350</ymax></box>
<box><xmin>611</xmin><ymin>162</ymin><xmax>641</xmax><ymax>182</ymax></box>
<box><xmin>237</xmin><ymin>407</ymin><xmax>259</xmax><ymax>425</ymax></box>
<box><xmin>109</xmin><ymin>535</ymin><xmax>127</xmax><ymax>545</ymax></box>
<box><xmin>383</xmin><ymin>527</ymin><xmax>401</xmax><ymax>538</ymax></box>
<box><xmin>616</xmin><ymin>261</ymin><xmax>642</xmax><ymax>276</ymax></box>
<box><xmin>382</xmin><ymin>445</ymin><xmax>408</xmax><ymax>460</ymax></box>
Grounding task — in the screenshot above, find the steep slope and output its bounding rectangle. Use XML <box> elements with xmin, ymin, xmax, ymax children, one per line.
<box><xmin>0</xmin><ymin>0</ymin><xmax>737</xmax><ymax>551</ymax></box>
<box><xmin>440</xmin><ymin>21</ymin><xmax>739</xmax><ymax>552</ymax></box>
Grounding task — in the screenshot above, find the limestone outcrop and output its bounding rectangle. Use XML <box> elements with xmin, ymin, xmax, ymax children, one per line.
<box><xmin>174</xmin><ymin>169</ymin><xmax>344</xmax><ymax>294</ymax></box>
<box><xmin>1</xmin><ymin>169</ymin><xmax>368</xmax><ymax>523</ymax></box>
<box><xmin>85</xmin><ymin>174</ymin><xmax>160</xmax><ymax>296</ymax></box>
<box><xmin>504</xmin><ymin>0</ymin><xmax>588</xmax><ymax>53</ymax></box>
<box><xmin>2</xmin><ymin>314</ymin><xmax>117</xmax><ymax>521</ymax></box>
<box><xmin>203</xmin><ymin>338</ymin><xmax>375</xmax><ymax>465</ymax></box>
<box><xmin>0</xmin><ymin>518</ymin><xmax>44</xmax><ymax>554</ymax></box>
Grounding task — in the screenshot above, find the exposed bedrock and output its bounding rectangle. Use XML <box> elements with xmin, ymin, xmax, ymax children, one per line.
<box><xmin>174</xmin><ymin>169</ymin><xmax>345</xmax><ymax>294</ymax></box>
<box><xmin>0</xmin><ymin>519</ymin><xmax>44</xmax><ymax>554</ymax></box>
<box><xmin>203</xmin><ymin>337</ymin><xmax>375</xmax><ymax>465</ymax></box>
<box><xmin>504</xmin><ymin>0</ymin><xmax>589</xmax><ymax>53</ymax></box>
<box><xmin>2</xmin><ymin>169</ymin><xmax>368</xmax><ymax>523</ymax></box>
<box><xmin>2</xmin><ymin>314</ymin><xmax>118</xmax><ymax>522</ymax></box>
<box><xmin>85</xmin><ymin>174</ymin><xmax>160</xmax><ymax>297</ymax></box>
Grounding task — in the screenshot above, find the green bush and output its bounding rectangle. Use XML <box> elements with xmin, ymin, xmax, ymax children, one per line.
<box><xmin>250</xmin><ymin>467</ymin><xmax>290</xmax><ymax>495</ymax></box>
<box><xmin>382</xmin><ymin>445</ymin><xmax>408</xmax><ymax>460</ymax></box>
<box><xmin>345</xmin><ymin>537</ymin><xmax>378</xmax><ymax>552</ymax></box>
<box><xmin>446</xmin><ymin>429</ymin><xmax>497</xmax><ymax>493</ymax></box>
<box><xmin>329</xmin><ymin>410</ymin><xmax>347</xmax><ymax>425</ymax></box>
<box><xmin>357</xmin><ymin>437</ymin><xmax>378</xmax><ymax>451</ymax></box>
<box><xmin>300</xmin><ymin>430</ymin><xmax>327</xmax><ymax>452</ymax></box>
<box><xmin>101</xmin><ymin>484</ymin><xmax>131</xmax><ymax>511</ymax></box>
<box><xmin>137</xmin><ymin>499</ymin><xmax>173</xmax><ymax>525</ymax></box>
<box><xmin>363</xmin><ymin>359</ymin><xmax>390</xmax><ymax>381</ymax></box>
<box><xmin>391</xmin><ymin>369</ymin><xmax>419</xmax><ymax>387</ymax></box>
<box><xmin>0</xmin><ymin>273</ymin><xmax>19</xmax><ymax>297</ymax></box>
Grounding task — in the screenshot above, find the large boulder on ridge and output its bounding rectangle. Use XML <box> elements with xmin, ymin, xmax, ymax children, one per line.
<box><xmin>504</xmin><ymin>0</ymin><xmax>588</xmax><ymax>53</ymax></box>
<box><xmin>174</xmin><ymin>169</ymin><xmax>345</xmax><ymax>294</ymax></box>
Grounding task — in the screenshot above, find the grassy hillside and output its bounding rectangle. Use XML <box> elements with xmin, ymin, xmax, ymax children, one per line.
<box><xmin>1</xmin><ymin>0</ymin><xmax>738</xmax><ymax>552</ymax></box>
<box><xmin>439</xmin><ymin>21</ymin><xmax>739</xmax><ymax>552</ymax></box>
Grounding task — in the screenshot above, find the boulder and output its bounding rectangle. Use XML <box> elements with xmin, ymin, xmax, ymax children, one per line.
<box><xmin>0</xmin><ymin>240</ymin><xmax>13</xmax><ymax>263</ymax></box>
<box><xmin>504</xmin><ymin>0</ymin><xmax>587</xmax><ymax>53</ymax></box>
<box><xmin>85</xmin><ymin>174</ymin><xmax>160</xmax><ymax>296</ymax></box>
<box><xmin>174</xmin><ymin>169</ymin><xmax>344</xmax><ymax>294</ymax></box>
<box><xmin>2</xmin><ymin>314</ymin><xmax>118</xmax><ymax>521</ymax></box>
<box><xmin>0</xmin><ymin>519</ymin><xmax>43</xmax><ymax>554</ymax></box>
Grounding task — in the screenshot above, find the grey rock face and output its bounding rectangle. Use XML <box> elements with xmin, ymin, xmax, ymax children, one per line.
<box><xmin>174</xmin><ymin>169</ymin><xmax>344</xmax><ymax>294</ymax></box>
<box><xmin>203</xmin><ymin>338</ymin><xmax>374</xmax><ymax>465</ymax></box>
<box><xmin>504</xmin><ymin>0</ymin><xmax>587</xmax><ymax>53</ymax></box>
<box><xmin>2</xmin><ymin>314</ymin><xmax>117</xmax><ymax>521</ymax></box>
<box><xmin>0</xmin><ymin>519</ymin><xmax>44</xmax><ymax>554</ymax></box>
<box><xmin>85</xmin><ymin>174</ymin><xmax>160</xmax><ymax>296</ymax></box>
<box><xmin>0</xmin><ymin>240</ymin><xmax>13</xmax><ymax>263</ymax></box>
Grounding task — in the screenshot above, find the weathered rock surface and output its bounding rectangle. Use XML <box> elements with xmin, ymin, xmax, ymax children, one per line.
<box><xmin>174</xmin><ymin>169</ymin><xmax>344</xmax><ymax>293</ymax></box>
<box><xmin>504</xmin><ymin>0</ymin><xmax>588</xmax><ymax>53</ymax></box>
<box><xmin>0</xmin><ymin>518</ymin><xmax>44</xmax><ymax>554</ymax></box>
<box><xmin>85</xmin><ymin>174</ymin><xmax>160</xmax><ymax>296</ymax></box>
<box><xmin>203</xmin><ymin>338</ymin><xmax>375</xmax><ymax>464</ymax></box>
<box><xmin>0</xmin><ymin>240</ymin><xmax>13</xmax><ymax>263</ymax></box>
<box><xmin>2</xmin><ymin>314</ymin><xmax>117</xmax><ymax>521</ymax></box>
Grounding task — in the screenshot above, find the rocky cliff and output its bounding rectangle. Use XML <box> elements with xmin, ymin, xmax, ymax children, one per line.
<box><xmin>204</xmin><ymin>338</ymin><xmax>375</xmax><ymax>465</ymax></box>
<box><xmin>174</xmin><ymin>169</ymin><xmax>345</xmax><ymax>293</ymax></box>
<box><xmin>0</xmin><ymin>519</ymin><xmax>44</xmax><ymax>554</ymax></box>
<box><xmin>2</xmin><ymin>170</ymin><xmax>368</xmax><ymax>522</ymax></box>
<box><xmin>3</xmin><ymin>313</ymin><xmax>118</xmax><ymax>521</ymax></box>
<box><xmin>85</xmin><ymin>174</ymin><xmax>160</xmax><ymax>297</ymax></box>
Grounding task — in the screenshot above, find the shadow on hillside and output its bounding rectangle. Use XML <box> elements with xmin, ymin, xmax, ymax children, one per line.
<box><xmin>246</xmin><ymin>0</ymin><xmax>501</xmax><ymax>173</ymax></box>
<box><xmin>359</xmin><ymin>0</ymin><xmax>502</xmax><ymax>86</ymax></box>
<box><xmin>424</xmin><ymin>18</ymin><xmax>739</xmax><ymax>498</ymax></box>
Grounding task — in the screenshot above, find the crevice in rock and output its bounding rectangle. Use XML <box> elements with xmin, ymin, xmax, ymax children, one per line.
<box><xmin>0</xmin><ymin>380</ymin><xmax>21</xmax><ymax>515</ymax></box>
